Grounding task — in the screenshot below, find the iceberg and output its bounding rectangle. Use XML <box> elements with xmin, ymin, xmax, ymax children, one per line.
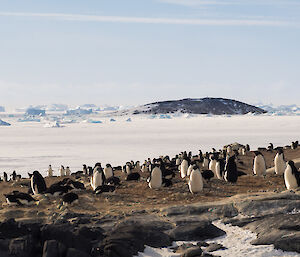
<box><xmin>0</xmin><ymin>119</ymin><xmax>11</xmax><ymax>126</ymax></box>
<box><xmin>44</xmin><ymin>121</ymin><xmax>61</xmax><ymax>128</ymax></box>
<box><xmin>126</xmin><ymin>118</ymin><xmax>132</xmax><ymax>122</ymax></box>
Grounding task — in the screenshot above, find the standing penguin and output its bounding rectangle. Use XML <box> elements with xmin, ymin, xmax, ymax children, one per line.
<box><xmin>3</xmin><ymin>172</ymin><xmax>8</xmax><ymax>182</ymax></box>
<box><xmin>253</xmin><ymin>151</ymin><xmax>266</xmax><ymax>177</ymax></box>
<box><xmin>104</xmin><ymin>164</ymin><xmax>114</xmax><ymax>179</ymax></box>
<box><xmin>149</xmin><ymin>165</ymin><xmax>162</xmax><ymax>189</ymax></box>
<box><xmin>141</xmin><ymin>161</ymin><xmax>149</xmax><ymax>173</ymax></box>
<box><xmin>274</xmin><ymin>149</ymin><xmax>286</xmax><ymax>175</ymax></box>
<box><xmin>31</xmin><ymin>170</ymin><xmax>47</xmax><ymax>195</ymax></box>
<box><xmin>209</xmin><ymin>155</ymin><xmax>217</xmax><ymax>178</ymax></box>
<box><xmin>284</xmin><ymin>161</ymin><xmax>300</xmax><ymax>190</ymax></box>
<box><xmin>188</xmin><ymin>166</ymin><xmax>203</xmax><ymax>194</ymax></box>
<box><xmin>180</xmin><ymin>156</ymin><xmax>189</xmax><ymax>178</ymax></box>
<box><xmin>59</xmin><ymin>165</ymin><xmax>66</xmax><ymax>176</ymax></box>
<box><xmin>224</xmin><ymin>156</ymin><xmax>238</xmax><ymax>183</ymax></box>
<box><xmin>215</xmin><ymin>159</ymin><xmax>225</xmax><ymax>180</ymax></box>
<box><xmin>65</xmin><ymin>166</ymin><xmax>71</xmax><ymax>176</ymax></box>
<box><xmin>135</xmin><ymin>161</ymin><xmax>141</xmax><ymax>172</ymax></box>
<box><xmin>202</xmin><ymin>157</ymin><xmax>209</xmax><ymax>169</ymax></box>
<box><xmin>91</xmin><ymin>166</ymin><xmax>105</xmax><ymax>191</ymax></box>
<box><xmin>83</xmin><ymin>164</ymin><xmax>88</xmax><ymax>175</ymax></box>
<box><xmin>47</xmin><ymin>165</ymin><xmax>53</xmax><ymax>177</ymax></box>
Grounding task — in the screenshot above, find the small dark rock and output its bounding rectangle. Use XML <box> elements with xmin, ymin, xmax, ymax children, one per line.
<box><xmin>42</xmin><ymin>240</ymin><xmax>67</xmax><ymax>257</ymax></box>
<box><xmin>205</xmin><ymin>243</ymin><xmax>227</xmax><ymax>252</ymax></box>
<box><xmin>181</xmin><ymin>246</ymin><xmax>202</xmax><ymax>257</ymax></box>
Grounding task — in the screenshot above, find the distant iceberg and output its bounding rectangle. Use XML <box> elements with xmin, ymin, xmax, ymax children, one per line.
<box><xmin>159</xmin><ymin>114</ymin><xmax>171</xmax><ymax>119</ymax></box>
<box><xmin>44</xmin><ymin>121</ymin><xmax>61</xmax><ymax>128</ymax></box>
<box><xmin>0</xmin><ymin>119</ymin><xmax>11</xmax><ymax>126</ymax></box>
<box><xmin>65</xmin><ymin>107</ymin><xmax>93</xmax><ymax>116</ymax></box>
<box><xmin>83</xmin><ymin>119</ymin><xmax>102</xmax><ymax>124</ymax></box>
<box><xmin>110</xmin><ymin>118</ymin><xmax>116</xmax><ymax>122</ymax></box>
<box><xmin>18</xmin><ymin>117</ymin><xmax>41</xmax><ymax>122</ymax></box>
<box><xmin>126</xmin><ymin>118</ymin><xmax>132</xmax><ymax>122</ymax></box>
<box><xmin>0</xmin><ymin>106</ymin><xmax>5</xmax><ymax>112</ymax></box>
<box><xmin>26</xmin><ymin>108</ymin><xmax>46</xmax><ymax>116</ymax></box>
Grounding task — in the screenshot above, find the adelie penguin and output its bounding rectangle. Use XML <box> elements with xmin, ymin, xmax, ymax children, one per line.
<box><xmin>59</xmin><ymin>165</ymin><xmax>65</xmax><ymax>177</ymax></box>
<box><xmin>5</xmin><ymin>191</ymin><xmax>37</xmax><ymax>206</ymax></box>
<box><xmin>62</xmin><ymin>192</ymin><xmax>79</xmax><ymax>205</ymax></box>
<box><xmin>188</xmin><ymin>166</ymin><xmax>203</xmax><ymax>194</ymax></box>
<box><xmin>91</xmin><ymin>165</ymin><xmax>105</xmax><ymax>191</ymax></box>
<box><xmin>149</xmin><ymin>165</ymin><xmax>162</xmax><ymax>189</ymax></box>
<box><xmin>104</xmin><ymin>164</ymin><xmax>113</xmax><ymax>179</ymax></box>
<box><xmin>224</xmin><ymin>155</ymin><xmax>238</xmax><ymax>183</ymax></box>
<box><xmin>47</xmin><ymin>165</ymin><xmax>53</xmax><ymax>177</ymax></box>
<box><xmin>180</xmin><ymin>155</ymin><xmax>189</xmax><ymax>178</ymax></box>
<box><xmin>274</xmin><ymin>148</ymin><xmax>286</xmax><ymax>175</ymax></box>
<box><xmin>31</xmin><ymin>171</ymin><xmax>47</xmax><ymax>195</ymax></box>
<box><xmin>46</xmin><ymin>184</ymin><xmax>72</xmax><ymax>196</ymax></box>
<box><xmin>126</xmin><ymin>172</ymin><xmax>141</xmax><ymax>181</ymax></box>
<box><xmin>94</xmin><ymin>185</ymin><xmax>115</xmax><ymax>194</ymax></box>
<box><xmin>208</xmin><ymin>155</ymin><xmax>217</xmax><ymax>178</ymax></box>
<box><xmin>253</xmin><ymin>151</ymin><xmax>266</xmax><ymax>177</ymax></box>
<box><xmin>215</xmin><ymin>159</ymin><xmax>225</xmax><ymax>180</ymax></box>
<box><xmin>284</xmin><ymin>161</ymin><xmax>300</xmax><ymax>190</ymax></box>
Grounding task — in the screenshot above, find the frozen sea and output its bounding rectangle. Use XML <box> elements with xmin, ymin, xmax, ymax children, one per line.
<box><xmin>0</xmin><ymin>115</ymin><xmax>299</xmax><ymax>177</ymax></box>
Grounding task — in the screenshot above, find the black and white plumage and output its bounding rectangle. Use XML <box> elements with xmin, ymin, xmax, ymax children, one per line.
<box><xmin>62</xmin><ymin>192</ymin><xmax>79</xmax><ymax>205</ymax></box>
<box><xmin>31</xmin><ymin>171</ymin><xmax>47</xmax><ymax>195</ymax></box>
<box><xmin>104</xmin><ymin>164</ymin><xmax>114</xmax><ymax>179</ymax></box>
<box><xmin>162</xmin><ymin>178</ymin><xmax>172</xmax><ymax>187</ymax></box>
<box><xmin>126</xmin><ymin>172</ymin><xmax>141</xmax><ymax>181</ymax></box>
<box><xmin>188</xmin><ymin>166</ymin><xmax>203</xmax><ymax>194</ymax></box>
<box><xmin>46</xmin><ymin>184</ymin><xmax>72</xmax><ymax>196</ymax></box>
<box><xmin>253</xmin><ymin>151</ymin><xmax>266</xmax><ymax>176</ymax></box>
<box><xmin>67</xmin><ymin>180</ymin><xmax>85</xmax><ymax>190</ymax></box>
<box><xmin>91</xmin><ymin>165</ymin><xmax>105</xmax><ymax>191</ymax></box>
<box><xmin>284</xmin><ymin>161</ymin><xmax>300</xmax><ymax>190</ymax></box>
<box><xmin>94</xmin><ymin>185</ymin><xmax>116</xmax><ymax>194</ymax></box>
<box><xmin>224</xmin><ymin>155</ymin><xmax>238</xmax><ymax>183</ymax></box>
<box><xmin>274</xmin><ymin>149</ymin><xmax>286</xmax><ymax>175</ymax></box>
<box><xmin>106</xmin><ymin>176</ymin><xmax>121</xmax><ymax>186</ymax></box>
<box><xmin>201</xmin><ymin>170</ymin><xmax>214</xmax><ymax>181</ymax></box>
<box><xmin>149</xmin><ymin>165</ymin><xmax>162</xmax><ymax>189</ymax></box>
<box><xmin>215</xmin><ymin>159</ymin><xmax>225</xmax><ymax>180</ymax></box>
<box><xmin>5</xmin><ymin>191</ymin><xmax>36</xmax><ymax>205</ymax></box>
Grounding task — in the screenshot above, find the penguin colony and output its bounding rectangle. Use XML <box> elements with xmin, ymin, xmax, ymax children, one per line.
<box><xmin>2</xmin><ymin>140</ymin><xmax>300</xmax><ymax>206</ymax></box>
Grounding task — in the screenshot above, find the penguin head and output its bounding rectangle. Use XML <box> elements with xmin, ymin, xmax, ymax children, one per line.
<box><xmin>106</xmin><ymin>164</ymin><xmax>112</xmax><ymax>168</ymax></box>
<box><xmin>277</xmin><ymin>148</ymin><xmax>283</xmax><ymax>154</ymax></box>
<box><xmin>254</xmin><ymin>151</ymin><xmax>262</xmax><ymax>156</ymax></box>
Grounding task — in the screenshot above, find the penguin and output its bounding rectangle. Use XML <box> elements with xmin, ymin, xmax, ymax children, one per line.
<box><xmin>47</xmin><ymin>165</ymin><xmax>53</xmax><ymax>177</ymax></box>
<box><xmin>208</xmin><ymin>155</ymin><xmax>217</xmax><ymax>178</ymax></box>
<box><xmin>83</xmin><ymin>164</ymin><xmax>88</xmax><ymax>175</ymax></box>
<box><xmin>65</xmin><ymin>166</ymin><xmax>71</xmax><ymax>176</ymax></box>
<box><xmin>141</xmin><ymin>161</ymin><xmax>149</xmax><ymax>173</ymax></box>
<box><xmin>95</xmin><ymin>185</ymin><xmax>115</xmax><ymax>194</ymax></box>
<box><xmin>224</xmin><ymin>155</ymin><xmax>238</xmax><ymax>183</ymax></box>
<box><xmin>241</xmin><ymin>147</ymin><xmax>246</xmax><ymax>156</ymax></box>
<box><xmin>268</xmin><ymin>143</ymin><xmax>274</xmax><ymax>151</ymax></box>
<box><xmin>31</xmin><ymin>171</ymin><xmax>47</xmax><ymax>195</ymax></box>
<box><xmin>91</xmin><ymin>166</ymin><xmax>105</xmax><ymax>191</ymax></box>
<box><xmin>3</xmin><ymin>172</ymin><xmax>8</xmax><ymax>182</ymax></box>
<box><xmin>253</xmin><ymin>151</ymin><xmax>266</xmax><ymax>177</ymax></box>
<box><xmin>215</xmin><ymin>159</ymin><xmax>225</xmax><ymax>180</ymax></box>
<box><xmin>5</xmin><ymin>191</ymin><xmax>37</xmax><ymax>205</ymax></box>
<box><xmin>284</xmin><ymin>161</ymin><xmax>300</xmax><ymax>190</ymax></box>
<box><xmin>59</xmin><ymin>165</ymin><xmax>66</xmax><ymax>177</ymax></box>
<box><xmin>46</xmin><ymin>184</ymin><xmax>72</xmax><ymax>196</ymax></box>
<box><xmin>201</xmin><ymin>170</ymin><xmax>214</xmax><ymax>181</ymax></box>
<box><xmin>149</xmin><ymin>165</ymin><xmax>162</xmax><ymax>189</ymax></box>
<box><xmin>11</xmin><ymin>171</ymin><xmax>17</xmax><ymax>181</ymax></box>
<box><xmin>125</xmin><ymin>162</ymin><xmax>133</xmax><ymax>174</ymax></box>
<box><xmin>227</xmin><ymin>145</ymin><xmax>233</xmax><ymax>156</ymax></box>
<box><xmin>162</xmin><ymin>178</ymin><xmax>172</xmax><ymax>187</ymax></box>
<box><xmin>292</xmin><ymin>141</ymin><xmax>299</xmax><ymax>150</ymax></box>
<box><xmin>202</xmin><ymin>157</ymin><xmax>209</xmax><ymax>169</ymax></box>
<box><xmin>104</xmin><ymin>164</ymin><xmax>114</xmax><ymax>179</ymax></box>
<box><xmin>62</xmin><ymin>192</ymin><xmax>79</xmax><ymax>205</ymax></box>
<box><xmin>274</xmin><ymin>149</ymin><xmax>286</xmax><ymax>175</ymax></box>
<box><xmin>135</xmin><ymin>161</ymin><xmax>141</xmax><ymax>172</ymax></box>
<box><xmin>246</xmin><ymin>144</ymin><xmax>250</xmax><ymax>151</ymax></box>
<box><xmin>106</xmin><ymin>176</ymin><xmax>121</xmax><ymax>186</ymax></box>
<box><xmin>126</xmin><ymin>172</ymin><xmax>140</xmax><ymax>181</ymax></box>
<box><xmin>180</xmin><ymin>156</ymin><xmax>189</xmax><ymax>178</ymax></box>
<box><xmin>187</xmin><ymin>164</ymin><xmax>193</xmax><ymax>177</ymax></box>
<box><xmin>188</xmin><ymin>166</ymin><xmax>203</xmax><ymax>194</ymax></box>
<box><xmin>67</xmin><ymin>180</ymin><xmax>85</xmax><ymax>191</ymax></box>
<box><xmin>175</xmin><ymin>155</ymin><xmax>181</xmax><ymax>166</ymax></box>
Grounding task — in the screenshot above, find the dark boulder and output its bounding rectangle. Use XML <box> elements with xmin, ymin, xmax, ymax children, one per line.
<box><xmin>168</xmin><ymin>221</ymin><xmax>225</xmax><ymax>241</ymax></box>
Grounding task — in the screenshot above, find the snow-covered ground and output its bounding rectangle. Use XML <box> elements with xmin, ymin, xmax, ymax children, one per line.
<box><xmin>136</xmin><ymin>220</ymin><xmax>300</xmax><ymax>257</ymax></box>
<box><xmin>0</xmin><ymin>115</ymin><xmax>299</xmax><ymax>177</ymax></box>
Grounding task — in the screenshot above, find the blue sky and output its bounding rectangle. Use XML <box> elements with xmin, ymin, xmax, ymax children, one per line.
<box><xmin>0</xmin><ymin>0</ymin><xmax>300</xmax><ymax>107</ymax></box>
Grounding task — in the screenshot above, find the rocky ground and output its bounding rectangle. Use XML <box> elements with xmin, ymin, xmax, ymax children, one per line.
<box><xmin>0</xmin><ymin>147</ymin><xmax>300</xmax><ymax>257</ymax></box>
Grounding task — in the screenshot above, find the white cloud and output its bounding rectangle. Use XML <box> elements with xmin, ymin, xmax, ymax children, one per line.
<box><xmin>0</xmin><ymin>12</ymin><xmax>298</xmax><ymax>27</ymax></box>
